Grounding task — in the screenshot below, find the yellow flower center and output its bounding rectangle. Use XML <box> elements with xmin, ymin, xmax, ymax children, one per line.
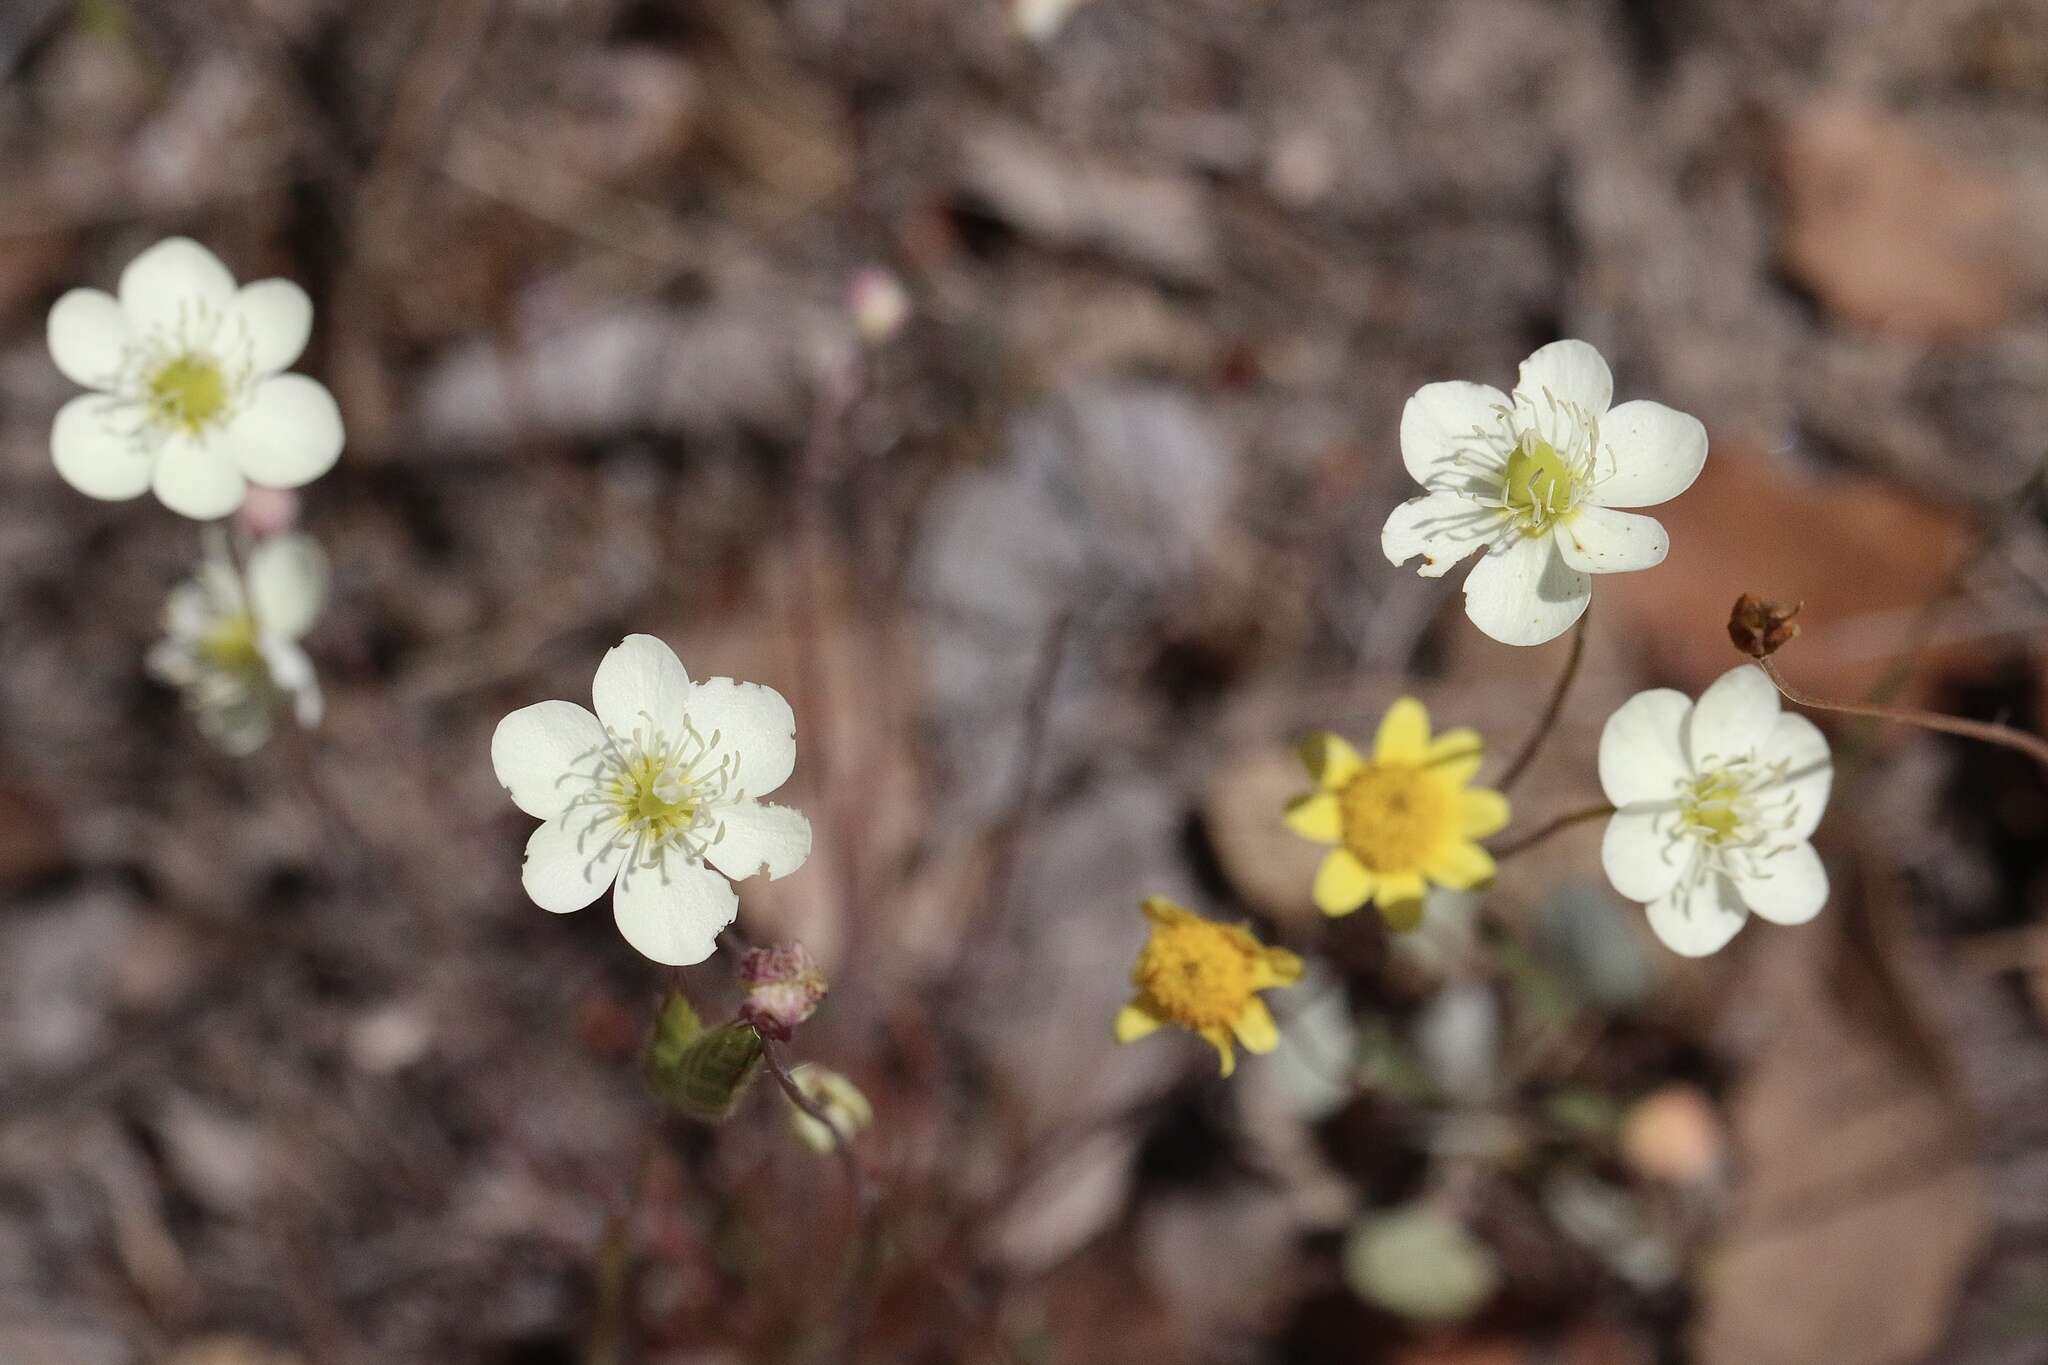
<box><xmin>199</xmin><ymin>613</ymin><xmax>263</xmax><ymax>672</ymax></box>
<box><xmin>147</xmin><ymin>355</ymin><xmax>229</xmax><ymax>432</ymax></box>
<box><xmin>1503</xmin><ymin>434</ymin><xmax>1578</xmax><ymax>526</ymax></box>
<box><xmin>1681</xmin><ymin>772</ymin><xmax>1744</xmax><ymax>842</ymax></box>
<box><xmin>618</xmin><ymin>753</ymin><xmax>698</xmax><ymax>833</ymax></box>
<box><xmin>1134</xmin><ymin>918</ymin><xmax>1257</xmax><ymax>1032</ymax></box>
<box><xmin>1339</xmin><ymin>764</ymin><xmax>1455</xmax><ymax>872</ymax></box>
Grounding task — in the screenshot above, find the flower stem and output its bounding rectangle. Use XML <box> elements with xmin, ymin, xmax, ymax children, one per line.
<box><xmin>1491</xmin><ymin>801</ymin><xmax>1614</xmax><ymax>862</ymax></box>
<box><xmin>1496</xmin><ymin>609</ymin><xmax>1589</xmax><ymax>795</ymax></box>
<box><xmin>1757</xmin><ymin>655</ymin><xmax>2048</xmax><ymax>773</ymax></box>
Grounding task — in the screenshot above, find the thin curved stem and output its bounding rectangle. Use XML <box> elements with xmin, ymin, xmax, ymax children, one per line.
<box><xmin>1495</xmin><ymin>609</ymin><xmax>1589</xmax><ymax>795</ymax></box>
<box><xmin>1758</xmin><ymin>656</ymin><xmax>2048</xmax><ymax>773</ymax></box>
<box><xmin>1491</xmin><ymin>802</ymin><xmax>1614</xmax><ymax>862</ymax></box>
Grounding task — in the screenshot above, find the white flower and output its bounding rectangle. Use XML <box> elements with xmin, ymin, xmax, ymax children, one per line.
<box><xmin>147</xmin><ymin>529</ymin><xmax>327</xmax><ymax>755</ymax></box>
<box><xmin>1383</xmin><ymin>340</ymin><xmax>1707</xmax><ymax>646</ymax></box>
<box><xmin>47</xmin><ymin>237</ymin><xmax>345</xmax><ymax>521</ymax></box>
<box><xmin>1597</xmin><ymin>665</ymin><xmax>1833</xmax><ymax>957</ymax></box>
<box><xmin>490</xmin><ymin>635</ymin><xmax>813</xmax><ymax>966</ymax></box>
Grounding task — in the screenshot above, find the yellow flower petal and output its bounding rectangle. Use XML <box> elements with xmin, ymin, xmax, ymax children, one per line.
<box><xmin>1299</xmin><ymin>731</ymin><xmax>1363</xmax><ymax>789</ymax></box>
<box><xmin>1374</xmin><ymin>697</ymin><xmax>1431</xmax><ymax>765</ymax></box>
<box><xmin>1232</xmin><ymin>997</ymin><xmax>1280</xmax><ymax>1054</ymax></box>
<box><xmin>1313</xmin><ymin>849</ymin><xmax>1375</xmax><ymax>916</ymax></box>
<box><xmin>1115</xmin><ymin>1003</ymin><xmax>1163</xmax><ymax>1042</ymax></box>
<box><xmin>1424</xmin><ymin>841</ymin><xmax>1496</xmax><ymax>891</ymax></box>
<box><xmin>1204</xmin><ymin>1026</ymin><xmax>1237</xmax><ymax>1077</ymax></box>
<box><xmin>1460</xmin><ymin>788</ymin><xmax>1510</xmax><ymax>839</ymax></box>
<box><xmin>1256</xmin><ymin>946</ymin><xmax>1306</xmax><ymax>988</ymax></box>
<box><xmin>1141</xmin><ymin>896</ymin><xmax>1194</xmax><ymax>927</ymax></box>
<box><xmin>1373</xmin><ymin>869</ymin><xmax>1427</xmax><ymax>910</ymax></box>
<box><xmin>1426</xmin><ymin>727</ymin><xmax>1484</xmax><ymax>785</ymax></box>
<box><xmin>1380</xmin><ymin>896</ymin><xmax>1426</xmax><ymax>933</ymax></box>
<box><xmin>1284</xmin><ymin>790</ymin><xmax>1343</xmax><ymax>844</ymax></box>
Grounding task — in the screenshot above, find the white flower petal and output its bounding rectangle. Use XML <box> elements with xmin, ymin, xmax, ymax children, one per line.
<box><xmin>230</xmin><ymin>279</ymin><xmax>313</xmax><ymax>375</ymax></box>
<box><xmin>257</xmin><ymin>636</ymin><xmax>323</xmax><ymax>727</ymax></box>
<box><xmin>1645</xmin><ymin>874</ymin><xmax>1748</xmax><ymax>957</ymax></box>
<box><xmin>706</xmin><ymin>800</ymin><xmax>812</xmax><ymax>882</ymax></box>
<box><xmin>685</xmin><ymin>677</ymin><xmax>798</xmax><ymax>799</ymax></box>
<box><xmin>223</xmin><ymin>374</ymin><xmax>344</xmax><ymax>489</ymax></box>
<box><xmin>521</xmin><ymin>813</ymin><xmax>626</xmax><ymax>913</ymax></box>
<box><xmin>51</xmin><ymin>394</ymin><xmax>153</xmax><ymax>501</ymax></box>
<box><xmin>119</xmin><ymin>237</ymin><xmax>236</xmax><ymax>337</ymax></box>
<box><xmin>1601</xmin><ymin>806</ymin><xmax>1688</xmax><ymax>903</ymax></box>
<box><xmin>1734</xmin><ymin>841</ymin><xmax>1828</xmax><ymax>926</ymax></box>
<box><xmin>47</xmin><ymin>288</ymin><xmax>129</xmax><ymax>388</ymax></box>
<box><xmin>1382</xmin><ymin>492</ymin><xmax>1504</xmax><ymax>578</ymax></box>
<box><xmin>612</xmin><ymin>860</ymin><xmax>737</xmax><ymax>966</ymax></box>
<box><xmin>1590</xmin><ymin>400</ymin><xmax>1707</xmax><ymax>509</ymax></box>
<box><xmin>492</xmin><ymin>700</ymin><xmax>607</xmax><ymax>820</ymax></box>
<box><xmin>1555</xmin><ymin>505</ymin><xmax>1668</xmax><ymax>575</ymax></box>
<box><xmin>592</xmin><ymin>634</ymin><xmax>691</xmax><ymax>736</ymax></box>
<box><xmin>151</xmin><ymin>434</ymin><xmax>246</xmax><ymax>521</ymax></box>
<box><xmin>244</xmin><ymin>533</ymin><xmax>327</xmax><ymax>639</ymax></box>
<box><xmin>1764</xmin><ymin>712</ymin><xmax>1833</xmax><ymax>842</ymax></box>
<box><xmin>1513</xmin><ymin>339</ymin><xmax>1612</xmax><ymax>417</ymax></box>
<box><xmin>1460</xmin><ymin>532</ymin><xmax>1589</xmax><ymax>647</ymax></box>
<box><xmin>1686</xmin><ymin>664</ymin><xmax>1780</xmax><ymax>767</ymax></box>
<box><xmin>1399</xmin><ymin>381</ymin><xmax>1511</xmax><ymax>491</ymax></box>
<box><xmin>1599</xmin><ymin>688</ymin><xmax>1694</xmax><ymax>806</ymax></box>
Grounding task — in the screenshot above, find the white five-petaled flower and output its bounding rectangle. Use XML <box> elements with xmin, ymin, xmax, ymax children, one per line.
<box><xmin>1383</xmin><ymin>340</ymin><xmax>1707</xmax><ymax>646</ymax></box>
<box><xmin>47</xmin><ymin>237</ymin><xmax>345</xmax><ymax>521</ymax></box>
<box><xmin>1597</xmin><ymin>665</ymin><xmax>1833</xmax><ymax>957</ymax></box>
<box><xmin>490</xmin><ymin>635</ymin><xmax>813</xmax><ymax>967</ymax></box>
<box><xmin>147</xmin><ymin>529</ymin><xmax>327</xmax><ymax>756</ymax></box>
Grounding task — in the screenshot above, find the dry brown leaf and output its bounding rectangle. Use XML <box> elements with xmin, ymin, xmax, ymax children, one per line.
<box><xmin>1776</xmin><ymin>98</ymin><xmax>2022</xmax><ymax>339</ymax></box>
<box><xmin>1692</xmin><ymin>930</ymin><xmax>1987</xmax><ymax>1365</ymax></box>
<box><xmin>1600</xmin><ymin>439</ymin><xmax>1971</xmax><ymax>700</ymax></box>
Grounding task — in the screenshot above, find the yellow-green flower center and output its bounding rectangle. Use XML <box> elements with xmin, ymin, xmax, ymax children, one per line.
<box><xmin>1134</xmin><ymin>918</ymin><xmax>1257</xmax><ymax>1031</ymax></box>
<box><xmin>619</xmin><ymin>753</ymin><xmax>698</xmax><ymax>832</ymax></box>
<box><xmin>1503</xmin><ymin>435</ymin><xmax>1578</xmax><ymax>524</ymax></box>
<box><xmin>147</xmin><ymin>355</ymin><xmax>229</xmax><ymax>433</ymax></box>
<box><xmin>1681</xmin><ymin>772</ymin><xmax>1744</xmax><ymax>842</ymax></box>
<box><xmin>199</xmin><ymin>613</ymin><xmax>263</xmax><ymax>673</ymax></box>
<box><xmin>1339</xmin><ymin>764</ymin><xmax>1456</xmax><ymax>872</ymax></box>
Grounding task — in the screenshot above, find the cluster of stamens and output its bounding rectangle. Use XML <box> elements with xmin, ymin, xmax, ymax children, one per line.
<box><xmin>110</xmin><ymin>301</ymin><xmax>256</xmax><ymax>444</ymax></box>
<box><xmin>1652</xmin><ymin>755</ymin><xmax>1803</xmax><ymax>894</ymax></box>
<box><xmin>1426</xmin><ymin>388</ymin><xmax>1611</xmax><ymax>549</ymax></box>
<box><xmin>560</xmin><ymin>713</ymin><xmax>736</xmax><ymax>886</ymax></box>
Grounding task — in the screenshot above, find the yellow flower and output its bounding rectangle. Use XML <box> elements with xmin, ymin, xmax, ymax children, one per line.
<box><xmin>1285</xmin><ymin>697</ymin><xmax>1509</xmax><ymax>925</ymax></box>
<box><xmin>1114</xmin><ymin>897</ymin><xmax>1303</xmax><ymax>1077</ymax></box>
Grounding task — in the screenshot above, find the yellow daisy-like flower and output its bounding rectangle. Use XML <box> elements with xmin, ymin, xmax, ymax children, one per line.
<box><xmin>1285</xmin><ymin>697</ymin><xmax>1510</xmax><ymax>926</ymax></box>
<box><xmin>1114</xmin><ymin>897</ymin><xmax>1303</xmax><ymax>1077</ymax></box>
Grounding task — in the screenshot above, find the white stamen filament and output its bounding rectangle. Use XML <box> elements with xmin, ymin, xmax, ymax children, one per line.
<box><xmin>557</xmin><ymin>710</ymin><xmax>740</xmax><ymax>886</ymax></box>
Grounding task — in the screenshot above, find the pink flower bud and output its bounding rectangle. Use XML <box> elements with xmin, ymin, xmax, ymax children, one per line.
<box><xmin>737</xmin><ymin>942</ymin><xmax>828</xmax><ymax>1040</ymax></box>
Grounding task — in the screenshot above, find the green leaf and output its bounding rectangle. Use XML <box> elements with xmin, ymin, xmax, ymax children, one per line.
<box><xmin>642</xmin><ymin>991</ymin><xmax>765</xmax><ymax>1122</ymax></box>
<box><xmin>1343</xmin><ymin>1203</ymin><xmax>1499</xmax><ymax>1321</ymax></box>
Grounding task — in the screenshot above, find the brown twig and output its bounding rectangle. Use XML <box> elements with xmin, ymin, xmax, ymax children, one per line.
<box><xmin>1490</xmin><ymin>802</ymin><xmax>1615</xmax><ymax>862</ymax></box>
<box><xmin>1756</xmin><ymin>655</ymin><xmax>2048</xmax><ymax>773</ymax></box>
<box><xmin>1494</xmin><ymin>609</ymin><xmax>1589</xmax><ymax>795</ymax></box>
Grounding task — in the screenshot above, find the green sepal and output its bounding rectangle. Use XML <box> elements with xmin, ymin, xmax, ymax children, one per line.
<box><xmin>642</xmin><ymin>990</ymin><xmax>765</xmax><ymax>1123</ymax></box>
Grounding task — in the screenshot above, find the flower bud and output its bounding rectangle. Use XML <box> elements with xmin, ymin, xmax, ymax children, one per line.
<box><xmin>785</xmin><ymin>1065</ymin><xmax>873</xmax><ymax>1154</ymax></box>
<box><xmin>736</xmin><ymin>942</ymin><xmax>828</xmax><ymax>1041</ymax></box>
<box><xmin>1728</xmin><ymin>594</ymin><xmax>1801</xmax><ymax>659</ymax></box>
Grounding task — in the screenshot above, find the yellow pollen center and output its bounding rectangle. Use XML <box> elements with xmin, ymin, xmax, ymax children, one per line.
<box><xmin>1338</xmin><ymin>764</ymin><xmax>1456</xmax><ymax>872</ymax></box>
<box><xmin>1134</xmin><ymin>920</ymin><xmax>1256</xmax><ymax>1031</ymax></box>
<box><xmin>199</xmin><ymin>614</ymin><xmax>262</xmax><ymax>672</ymax></box>
<box><xmin>1503</xmin><ymin>436</ymin><xmax>1576</xmax><ymax>521</ymax></box>
<box><xmin>147</xmin><ymin>355</ymin><xmax>229</xmax><ymax>432</ymax></box>
<box><xmin>1681</xmin><ymin>773</ymin><xmax>1744</xmax><ymax>842</ymax></box>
